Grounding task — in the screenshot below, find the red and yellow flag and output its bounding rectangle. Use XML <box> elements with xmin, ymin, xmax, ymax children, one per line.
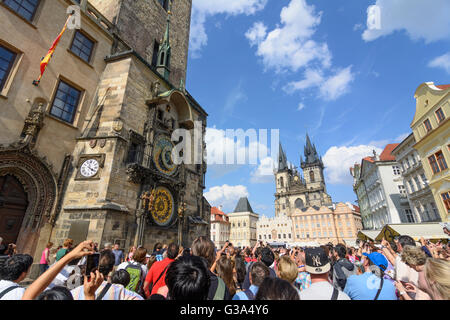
<box><xmin>33</xmin><ymin>14</ymin><xmax>72</xmax><ymax>86</ymax></box>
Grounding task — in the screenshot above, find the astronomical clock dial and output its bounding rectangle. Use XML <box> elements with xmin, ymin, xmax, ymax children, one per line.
<box><xmin>80</xmin><ymin>159</ymin><xmax>100</xmax><ymax>178</ymax></box>
<box><xmin>150</xmin><ymin>187</ymin><xmax>175</xmax><ymax>227</ymax></box>
<box><xmin>153</xmin><ymin>135</ymin><xmax>177</xmax><ymax>176</ymax></box>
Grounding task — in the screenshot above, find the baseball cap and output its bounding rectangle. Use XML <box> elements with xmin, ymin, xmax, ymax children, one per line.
<box><xmin>363</xmin><ymin>252</ymin><xmax>388</xmax><ymax>271</ymax></box>
<box><xmin>305</xmin><ymin>247</ymin><xmax>330</xmax><ymax>274</ymax></box>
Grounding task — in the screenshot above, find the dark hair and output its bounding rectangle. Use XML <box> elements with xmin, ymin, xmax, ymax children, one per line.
<box><xmin>334</xmin><ymin>244</ymin><xmax>347</xmax><ymax>259</ymax></box>
<box><xmin>250</xmin><ymin>262</ymin><xmax>270</xmax><ymax>287</ymax></box>
<box><xmin>260</xmin><ymin>247</ymin><xmax>274</xmax><ymax>267</ymax></box>
<box><xmin>0</xmin><ymin>254</ymin><xmax>33</xmax><ymax>281</ymax></box>
<box><xmin>36</xmin><ymin>286</ymin><xmax>73</xmax><ymax>300</ymax></box>
<box><xmin>234</xmin><ymin>255</ymin><xmax>246</xmax><ymax>288</ymax></box>
<box><xmin>133</xmin><ymin>247</ymin><xmax>147</xmax><ymax>264</ymax></box>
<box><xmin>98</xmin><ymin>250</ymin><xmax>115</xmax><ymax>277</ymax></box>
<box><xmin>255</xmin><ymin>277</ymin><xmax>300</xmax><ymax>300</ymax></box>
<box><xmin>111</xmin><ymin>269</ymin><xmax>131</xmax><ymax>287</ymax></box>
<box><xmin>191</xmin><ymin>236</ymin><xmax>215</xmax><ymax>268</ymax></box>
<box><xmin>165</xmin><ymin>255</ymin><xmax>210</xmax><ymax>300</ymax></box>
<box><xmin>167</xmin><ymin>243</ymin><xmax>180</xmax><ymax>260</ymax></box>
<box><xmin>245</xmin><ymin>248</ymin><xmax>252</xmax><ymax>257</ymax></box>
<box><xmin>153</xmin><ymin>242</ymin><xmax>163</xmax><ymax>252</ymax></box>
<box><xmin>0</xmin><ymin>244</ymin><xmax>7</xmax><ymax>255</ymax></box>
<box><xmin>398</xmin><ymin>235</ymin><xmax>416</xmax><ymax>249</ymax></box>
<box><xmin>389</xmin><ymin>241</ymin><xmax>398</xmax><ymax>253</ymax></box>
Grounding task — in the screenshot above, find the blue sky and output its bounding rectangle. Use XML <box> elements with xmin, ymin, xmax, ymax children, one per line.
<box><xmin>185</xmin><ymin>0</ymin><xmax>450</xmax><ymax>217</ymax></box>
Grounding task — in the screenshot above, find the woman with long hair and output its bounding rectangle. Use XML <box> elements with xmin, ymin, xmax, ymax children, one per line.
<box><xmin>216</xmin><ymin>256</ymin><xmax>236</xmax><ymax>296</ymax></box>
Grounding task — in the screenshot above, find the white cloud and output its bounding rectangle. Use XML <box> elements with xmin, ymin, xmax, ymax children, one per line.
<box><xmin>204</xmin><ymin>184</ymin><xmax>249</xmax><ymax>212</ymax></box>
<box><xmin>428</xmin><ymin>52</ymin><xmax>450</xmax><ymax>74</ymax></box>
<box><xmin>190</xmin><ymin>0</ymin><xmax>267</xmax><ymax>57</ymax></box>
<box><xmin>285</xmin><ymin>69</ymin><xmax>324</xmax><ymax>93</ymax></box>
<box><xmin>323</xmin><ymin>145</ymin><xmax>383</xmax><ymax>185</ymax></box>
<box><xmin>297</xmin><ymin>102</ymin><xmax>306</xmax><ymax>111</ymax></box>
<box><xmin>246</xmin><ymin>0</ymin><xmax>331</xmax><ymax>73</ymax></box>
<box><xmin>245</xmin><ymin>22</ymin><xmax>267</xmax><ymax>47</ymax></box>
<box><xmin>248</xmin><ymin>0</ymin><xmax>355</xmax><ymax>101</ymax></box>
<box><xmin>362</xmin><ymin>0</ymin><xmax>450</xmax><ymax>43</ymax></box>
<box><xmin>250</xmin><ymin>156</ymin><xmax>276</xmax><ymax>183</ymax></box>
<box><xmin>320</xmin><ymin>66</ymin><xmax>355</xmax><ymax>101</ymax></box>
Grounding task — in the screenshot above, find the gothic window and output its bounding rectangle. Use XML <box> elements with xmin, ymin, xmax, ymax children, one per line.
<box><xmin>310</xmin><ymin>171</ymin><xmax>315</xmax><ymax>182</ymax></box>
<box><xmin>151</xmin><ymin>41</ymin><xmax>160</xmax><ymax>67</ymax></box>
<box><xmin>157</xmin><ymin>0</ymin><xmax>169</xmax><ymax>11</ymax></box>
<box><xmin>126</xmin><ymin>131</ymin><xmax>145</xmax><ymax>164</ymax></box>
<box><xmin>295</xmin><ymin>198</ymin><xmax>304</xmax><ymax>209</ymax></box>
<box><xmin>280</xmin><ymin>176</ymin><xmax>284</xmax><ymax>187</ymax></box>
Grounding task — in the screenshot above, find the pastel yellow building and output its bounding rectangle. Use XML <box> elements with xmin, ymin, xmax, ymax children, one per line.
<box><xmin>411</xmin><ymin>83</ymin><xmax>450</xmax><ymax>221</ymax></box>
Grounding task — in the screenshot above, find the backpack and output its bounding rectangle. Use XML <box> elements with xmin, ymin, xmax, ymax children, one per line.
<box><xmin>213</xmin><ymin>277</ymin><xmax>226</xmax><ymax>300</ymax></box>
<box><xmin>243</xmin><ymin>289</ymin><xmax>255</xmax><ymax>300</ymax></box>
<box><xmin>125</xmin><ymin>263</ymin><xmax>143</xmax><ymax>293</ymax></box>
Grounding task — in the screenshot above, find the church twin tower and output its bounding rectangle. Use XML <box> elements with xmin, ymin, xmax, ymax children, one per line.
<box><xmin>274</xmin><ymin>135</ymin><xmax>332</xmax><ymax>218</ymax></box>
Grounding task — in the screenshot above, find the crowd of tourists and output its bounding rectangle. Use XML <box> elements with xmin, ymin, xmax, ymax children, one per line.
<box><xmin>0</xmin><ymin>226</ymin><xmax>449</xmax><ymax>300</ymax></box>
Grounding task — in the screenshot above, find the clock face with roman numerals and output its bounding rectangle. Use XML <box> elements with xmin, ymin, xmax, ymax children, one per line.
<box><xmin>80</xmin><ymin>159</ymin><xmax>100</xmax><ymax>178</ymax></box>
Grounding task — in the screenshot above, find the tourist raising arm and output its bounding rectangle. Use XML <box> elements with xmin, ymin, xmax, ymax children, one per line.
<box><xmin>22</xmin><ymin>240</ymin><xmax>95</xmax><ymax>300</ymax></box>
<box><xmin>210</xmin><ymin>243</ymin><xmax>227</xmax><ymax>273</ymax></box>
<box><xmin>381</xmin><ymin>239</ymin><xmax>397</xmax><ymax>267</ymax></box>
<box><xmin>83</xmin><ymin>270</ymin><xmax>105</xmax><ymax>300</ymax></box>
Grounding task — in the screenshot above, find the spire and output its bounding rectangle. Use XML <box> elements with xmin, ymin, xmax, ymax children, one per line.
<box><xmin>157</xmin><ymin>0</ymin><xmax>172</xmax><ymax>81</ymax></box>
<box><xmin>278</xmin><ymin>143</ymin><xmax>288</xmax><ymax>171</ymax></box>
<box><xmin>302</xmin><ymin>133</ymin><xmax>321</xmax><ymax>166</ymax></box>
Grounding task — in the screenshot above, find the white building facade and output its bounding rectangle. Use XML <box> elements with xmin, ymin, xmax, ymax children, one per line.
<box><xmin>210</xmin><ymin>206</ymin><xmax>231</xmax><ymax>249</ymax></box>
<box><xmin>391</xmin><ymin>134</ymin><xmax>441</xmax><ymax>223</ymax></box>
<box><xmin>351</xmin><ymin>145</ymin><xmax>412</xmax><ymax>230</ymax></box>
<box><xmin>257</xmin><ymin>213</ymin><xmax>293</xmax><ymax>244</ymax></box>
<box><xmin>228</xmin><ymin>197</ymin><xmax>259</xmax><ymax>248</ymax></box>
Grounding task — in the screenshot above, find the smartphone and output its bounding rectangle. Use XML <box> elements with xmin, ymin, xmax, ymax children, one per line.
<box><xmin>85</xmin><ymin>253</ymin><xmax>100</xmax><ymax>277</ymax></box>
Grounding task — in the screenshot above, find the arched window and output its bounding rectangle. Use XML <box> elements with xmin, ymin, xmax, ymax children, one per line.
<box><xmin>280</xmin><ymin>176</ymin><xmax>284</xmax><ymax>187</ymax></box>
<box><xmin>310</xmin><ymin>171</ymin><xmax>315</xmax><ymax>182</ymax></box>
<box><xmin>295</xmin><ymin>198</ymin><xmax>304</xmax><ymax>209</ymax></box>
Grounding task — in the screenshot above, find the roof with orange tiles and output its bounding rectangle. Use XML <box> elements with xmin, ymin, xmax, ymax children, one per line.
<box><xmin>436</xmin><ymin>84</ymin><xmax>450</xmax><ymax>90</ymax></box>
<box><xmin>211</xmin><ymin>206</ymin><xmax>226</xmax><ymax>215</ymax></box>
<box><xmin>379</xmin><ymin>143</ymin><xmax>399</xmax><ymax>161</ymax></box>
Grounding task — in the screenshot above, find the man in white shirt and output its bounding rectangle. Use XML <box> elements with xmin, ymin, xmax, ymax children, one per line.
<box><xmin>0</xmin><ymin>254</ymin><xmax>33</xmax><ymax>300</ymax></box>
<box><xmin>299</xmin><ymin>247</ymin><xmax>350</xmax><ymax>300</ymax></box>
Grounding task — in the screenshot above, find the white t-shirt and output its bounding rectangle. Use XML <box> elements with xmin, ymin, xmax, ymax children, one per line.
<box><xmin>299</xmin><ymin>281</ymin><xmax>351</xmax><ymax>300</ymax></box>
<box><xmin>395</xmin><ymin>255</ymin><xmax>418</xmax><ymax>286</ymax></box>
<box><xmin>0</xmin><ymin>280</ymin><xmax>25</xmax><ymax>300</ymax></box>
<box><xmin>117</xmin><ymin>261</ymin><xmax>147</xmax><ymax>288</ymax></box>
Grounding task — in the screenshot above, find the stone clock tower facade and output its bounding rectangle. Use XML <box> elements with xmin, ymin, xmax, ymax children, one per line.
<box><xmin>50</xmin><ymin>0</ymin><xmax>210</xmax><ymax>250</ymax></box>
<box><xmin>274</xmin><ymin>135</ymin><xmax>332</xmax><ymax>218</ymax></box>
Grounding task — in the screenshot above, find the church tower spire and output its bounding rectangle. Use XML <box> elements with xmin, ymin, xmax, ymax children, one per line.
<box><xmin>278</xmin><ymin>143</ymin><xmax>288</xmax><ymax>171</ymax></box>
<box><xmin>157</xmin><ymin>0</ymin><xmax>172</xmax><ymax>81</ymax></box>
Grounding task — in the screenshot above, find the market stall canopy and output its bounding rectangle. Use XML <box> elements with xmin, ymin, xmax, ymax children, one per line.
<box><xmin>357</xmin><ymin>230</ymin><xmax>381</xmax><ymax>241</ymax></box>
<box><xmin>375</xmin><ymin>223</ymin><xmax>447</xmax><ymax>242</ymax></box>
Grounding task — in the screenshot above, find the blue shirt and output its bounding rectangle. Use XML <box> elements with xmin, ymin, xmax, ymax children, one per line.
<box><xmin>344</xmin><ymin>272</ymin><xmax>398</xmax><ymax>300</ymax></box>
<box><xmin>112</xmin><ymin>249</ymin><xmax>124</xmax><ymax>266</ymax></box>
<box><xmin>232</xmin><ymin>285</ymin><xmax>258</xmax><ymax>300</ymax></box>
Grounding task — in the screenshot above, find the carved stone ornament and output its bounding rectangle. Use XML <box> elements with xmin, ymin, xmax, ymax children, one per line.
<box><xmin>113</xmin><ymin>118</ymin><xmax>123</xmax><ymax>132</ymax></box>
<box><xmin>20</xmin><ymin>103</ymin><xmax>45</xmax><ymax>147</ymax></box>
<box><xmin>99</xmin><ymin>139</ymin><xmax>106</xmax><ymax>148</ymax></box>
<box><xmin>89</xmin><ymin>140</ymin><xmax>97</xmax><ymax>148</ymax></box>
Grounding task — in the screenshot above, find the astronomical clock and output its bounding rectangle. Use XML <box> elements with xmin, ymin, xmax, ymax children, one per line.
<box><xmin>147</xmin><ymin>134</ymin><xmax>180</xmax><ymax>227</ymax></box>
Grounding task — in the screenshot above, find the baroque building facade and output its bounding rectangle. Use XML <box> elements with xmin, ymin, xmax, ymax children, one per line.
<box><xmin>391</xmin><ymin>133</ymin><xmax>441</xmax><ymax>223</ymax></box>
<box><xmin>0</xmin><ymin>0</ymin><xmax>209</xmax><ymax>277</ymax></box>
<box><xmin>256</xmin><ymin>213</ymin><xmax>293</xmax><ymax>244</ymax></box>
<box><xmin>410</xmin><ymin>82</ymin><xmax>449</xmax><ymax>221</ymax></box>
